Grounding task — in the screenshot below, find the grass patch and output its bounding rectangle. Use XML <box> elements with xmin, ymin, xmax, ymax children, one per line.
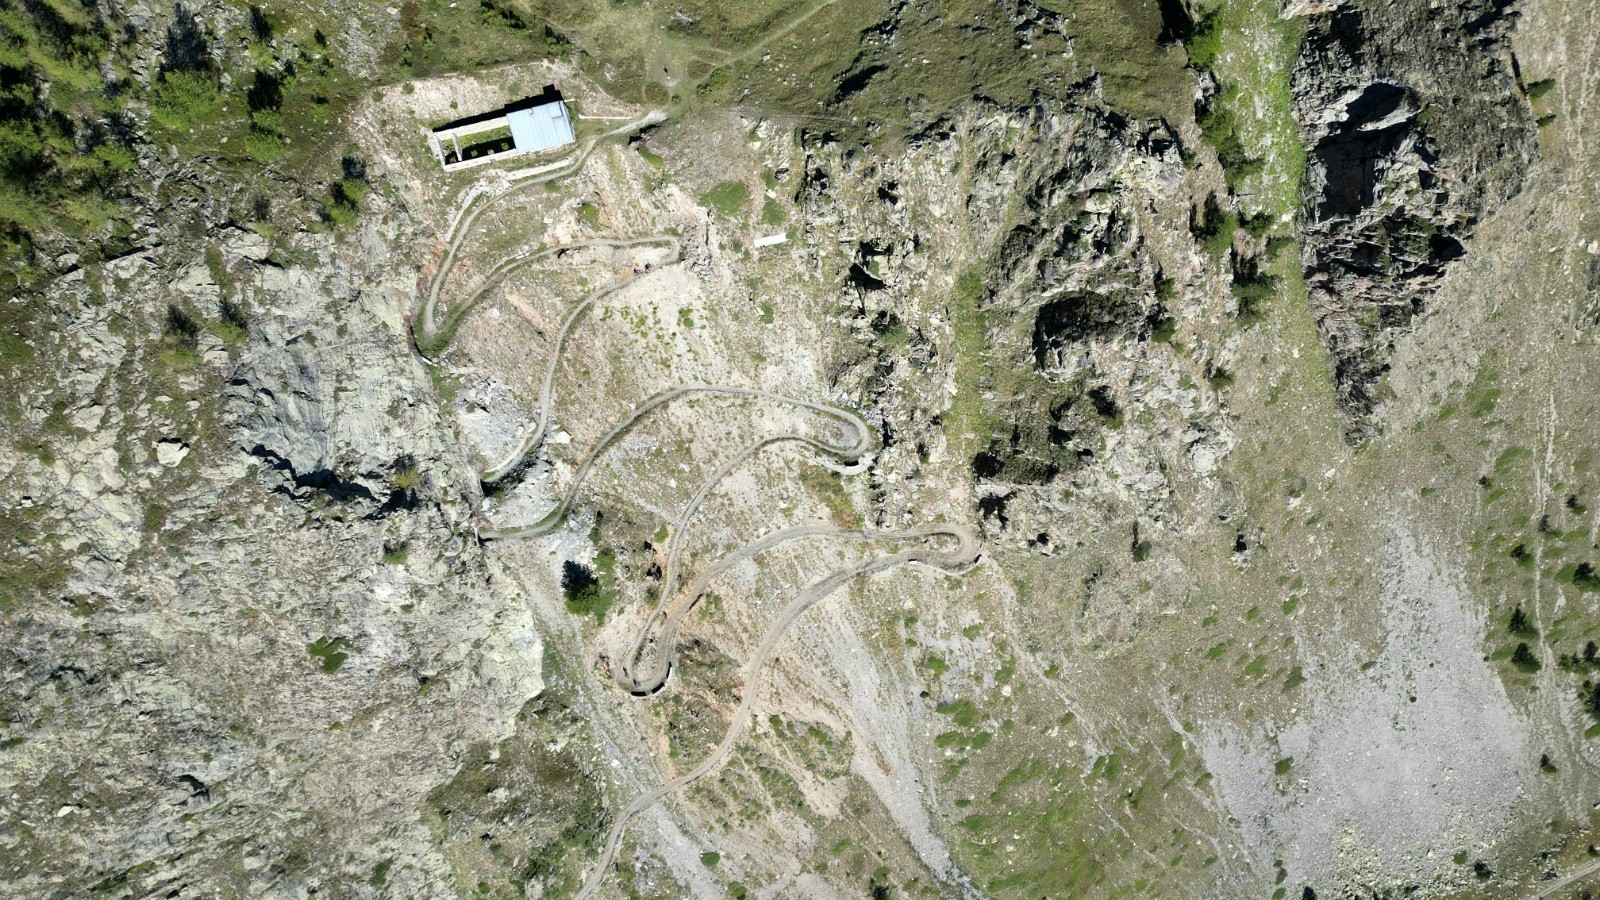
<box><xmin>798</xmin><ymin>463</ymin><xmax>858</xmax><ymax>528</ymax></box>
<box><xmin>306</xmin><ymin>636</ymin><xmax>353</xmax><ymax>673</ymax></box>
<box><xmin>700</xmin><ymin>181</ymin><xmax>748</xmax><ymax>217</ymax></box>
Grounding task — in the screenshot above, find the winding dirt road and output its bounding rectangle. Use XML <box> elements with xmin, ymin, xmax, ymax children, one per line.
<box><xmin>575</xmin><ymin>526</ymin><xmax>980</xmax><ymax>900</ymax></box>
<box><xmin>418</xmin><ymin>97</ymin><xmax>980</xmax><ymax>899</ymax></box>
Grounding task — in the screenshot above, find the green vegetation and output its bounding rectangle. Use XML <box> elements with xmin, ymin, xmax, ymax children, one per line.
<box><xmin>678</xmin><ymin>0</ymin><xmax>1186</xmax><ymax>140</ymax></box>
<box><xmin>0</xmin><ymin>0</ymin><xmax>141</xmax><ymax>275</ymax></box>
<box><xmin>306</xmin><ymin>636</ymin><xmax>353</xmax><ymax>673</ymax></box>
<box><xmin>150</xmin><ymin>69</ymin><xmax>225</xmax><ymax>132</ymax></box>
<box><xmin>759</xmin><ymin>197</ymin><xmax>786</xmax><ymax>226</ymax></box>
<box><xmin>561</xmin><ymin>553</ymin><xmax>617</xmax><ymax>622</ymax></box>
<box><xmin>1182</xmin><ymin>0</ymin><xmax>1306</xmax><ymax>209</ymax></box>
<box><xmin>1511</xmin><ymin>642</ymin><xmax>1541</xmax><ymax>674</ymax></box>
<box><xmin>1197</xmin><ymin>88</ymin><xmax>1263</xmax><ymax>189</ymax></box>
<box><xmin>1558</xmin><ymin>562</ymin><xmax>1600</xmax><ymax>592</ymax></box>
<box><xmin>700</xmin><ymin>181</ymin><xmax>748</xmax><ymax>217</ymax></box>
<box><xmin>1193</xmin><ymin>197</ymin><xmax>1237</xmax><ymax>257</ymax></box>
<box><xmin>635</xmin><ymin>142</ymin><xmax>664</xmax><ymax>169</ymax></box>
<box><xmin>0</xmin><ymin>0</ymin><xmax>581</xmax><ymax>277</ymax></box>
<box><xmin>947</xmin><ymin>267</ymin><xmax>995</xmax><ymax>456</ymax></box>
<box><xmin>798</xmin><ymin>463</ymin><xmax>858</xmax><ymax>528</ymax></box>
<box><xmin>1509</xmin><ymin>605</ymin><xmax>1536</xmax><ymax>637</ymax></box>
<box><xmin>393</xmin><ymin>464</ymin><xmax>422</xmax><ymax>491</ymax></box>
<box><xmin>425</xmin><ymin>705</ymin><xmax>604</xmax><ymax>898</ymax></box>
<box><xmin>369</xmin><ymin>858</ymin><xmax>394</xmax><ymax>887</ymax></box>
<box><xmin>382</xmin><ymin>544</ymin><xmax>410</xmax><ymax>565</ymax></box>
<box><xmin>1183</xmin><ymin>11</ymin><xmax>1223</xmax><ymax>69</ymax></box>
<box><xmin>700</xmin><ymin>851</ymin><xmax>720</xmax><ymax>867</ymax></box>
<box><xmin>321</xmin><ymin>158</ymin><xmax>371</xmax><ymax>228</ymax></box>
<box><xmin>383</xmin><ymin>0</ymin><xmax>571</xmax><ymax>79</ymax></box>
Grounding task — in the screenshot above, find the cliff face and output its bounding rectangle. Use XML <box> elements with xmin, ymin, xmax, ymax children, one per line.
<box><xmin>1292</xmin><ymin>0</ymin><xmax>1537</xmax><ymax>438</ymax></box>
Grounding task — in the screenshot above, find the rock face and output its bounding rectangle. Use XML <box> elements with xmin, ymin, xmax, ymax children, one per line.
<box><xmin>1292</xmin><ymin>0</ymin><xmax>1537</xmax><ymax>438</ymax></box>
<box><xmin>0</xmin><ymin>208</ymin><xmax>563</xmax><ymax>896</ymax></box>
<box><xmin>974</xmin><ymin>111</ymin><xmax>1188</xmax><ymax>489</ymax></box>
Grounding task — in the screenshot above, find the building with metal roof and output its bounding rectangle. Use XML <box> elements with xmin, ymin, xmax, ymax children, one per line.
<box><xmin>426</xmin><ymin>86</ymin><xmax>576</xmax><ymax>171</ymax></box>
<box><xmin>507</xmin><ymin>101</ymin><xmax>574</xmax><ymax>155</ymax></box>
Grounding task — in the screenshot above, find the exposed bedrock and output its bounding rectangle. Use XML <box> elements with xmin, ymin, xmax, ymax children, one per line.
<box><xmin>1292</xmin><ymin>0</ymin><xmax>1537</xmax><ymax>439</ymax></box>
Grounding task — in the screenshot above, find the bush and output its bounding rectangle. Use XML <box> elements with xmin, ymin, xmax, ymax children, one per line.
<box><xmin>561</xmin><ymin>556</ymin><xmax>613</xmax><ymax>622</ymax></box>
<box><xmin>246</xmin><ymin>106</ymin><xmax>287</xmax><ymax>162</ymax></box>
<box><xmin>150</xmin><ymin>69</ymin><xmax>224</xmax><ymax>132</ymax></box>
<box><xmin>1197</xmin><ymin>89</ymin><xmax>1265</xmax><ymax>188</ymax></box>
<box><xmin>1183</xmin><ymin>11</ymin><xmax>1223</xmax><ymax>70</ymax></box>
<box><xmin>1231</xmin><ymin>260</ymin><xmax>1278</xmax><ymax>324</ymax></box>
<box><xmin>1192</xmin><ymin>195</ymin><xmax>1237</xmax><ymax>257</ymax></box>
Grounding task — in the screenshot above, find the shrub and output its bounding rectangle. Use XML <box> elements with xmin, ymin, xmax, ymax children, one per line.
<box><xmin>245</xmin><ymin>115</ymin><xmax>287</xmax><ymax>162</ymax></box>
<box><xmin>1183</xmin><ymin>11</ymin><xmax>1222</xmax><ymax>70</ymax></box>
<box><xmin>561</xmin><ymin>556</ymin><xmax>613</xmax><ymax>622</ymax></box>
<box><xmin>1231</xmin><ymin>266</ymin><xmax>1278</xmax><ymax>325</ymax></box>
<box><xmin>164</xmin><ymin>303</ymin><xmax>201</xmax><ymax>349</ymax></box>
<box><xmin>1570</xmin><ymin>562</ymin><xmax>1600</xmax><ymax>591</ymax></box>
<box><xmin>393</xmin><ymin>466</ymin><xmax>421</xmax><ymax>491</ymax></box>
<box><xmin>306</xmin><ymin>636</ymin><xmax>352</xmax><ymax>673</ymax></box>
<box><xmin>217</xmin><ymin>296</ymin><xmax>250</xmax><ymax>345</ymax></box>
<box><xmin>1193</xmin><ymin>196</ymin><xmax>1237</xmax><ymax>256</ymax></box>
<box><xmin>150</xmin><ymin>69</ymin><xmax>224</xmax><ymax>132</ymax></box>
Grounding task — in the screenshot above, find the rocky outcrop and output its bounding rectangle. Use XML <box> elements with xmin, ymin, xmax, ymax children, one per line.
<box><xmin>0</xmin><ymin>204</ymin><xmax>547</xmax><ymax>897</ymax></box>
<box><xmin>1292</xmin><ymin>0</ymin><xmax>1537</xmax><ymax>438</ymax></box>
<box><xmin>794</xmin><ymin>95</ymin><xmax>1233</xmax><ymax>554</ymax></box>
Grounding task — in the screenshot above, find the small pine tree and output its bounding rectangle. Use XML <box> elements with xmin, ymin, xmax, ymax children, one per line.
<box><xmin>1587</xmin><ymin>640</ymin><xmax>1599</xmax><ymax>664</ymax></box>
<box><xmin>1509</xmin><ymin>605</ymin><xmax>1533</xmax><ymax>636</ymax></box>
<box><xmin>1584</xmin><ymin>681</ymin><xmax>1600</xmax><ymax>722</ymax></box>
<box><xmin>1511</xmin><ymin>642</ymin><xmax>1541</xmax><ymax>673</ymax></box>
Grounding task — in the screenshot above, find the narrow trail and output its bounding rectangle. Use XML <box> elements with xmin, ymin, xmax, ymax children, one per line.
<box><xmin>1531</xmin><ymin>856</ymin><xmax>1600</xmax><ymax>899</ymax></box>
<box><xmin>418</xmin><ymin>93</ymin><xmax>979</xmax><ymax>900</ymax></box>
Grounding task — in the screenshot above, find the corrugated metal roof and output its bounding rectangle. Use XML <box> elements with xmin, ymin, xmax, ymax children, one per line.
<box><xmin>507</xmin><ymin>101</ymin><xmax>574</xmax><ymax>154</ymax></box>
